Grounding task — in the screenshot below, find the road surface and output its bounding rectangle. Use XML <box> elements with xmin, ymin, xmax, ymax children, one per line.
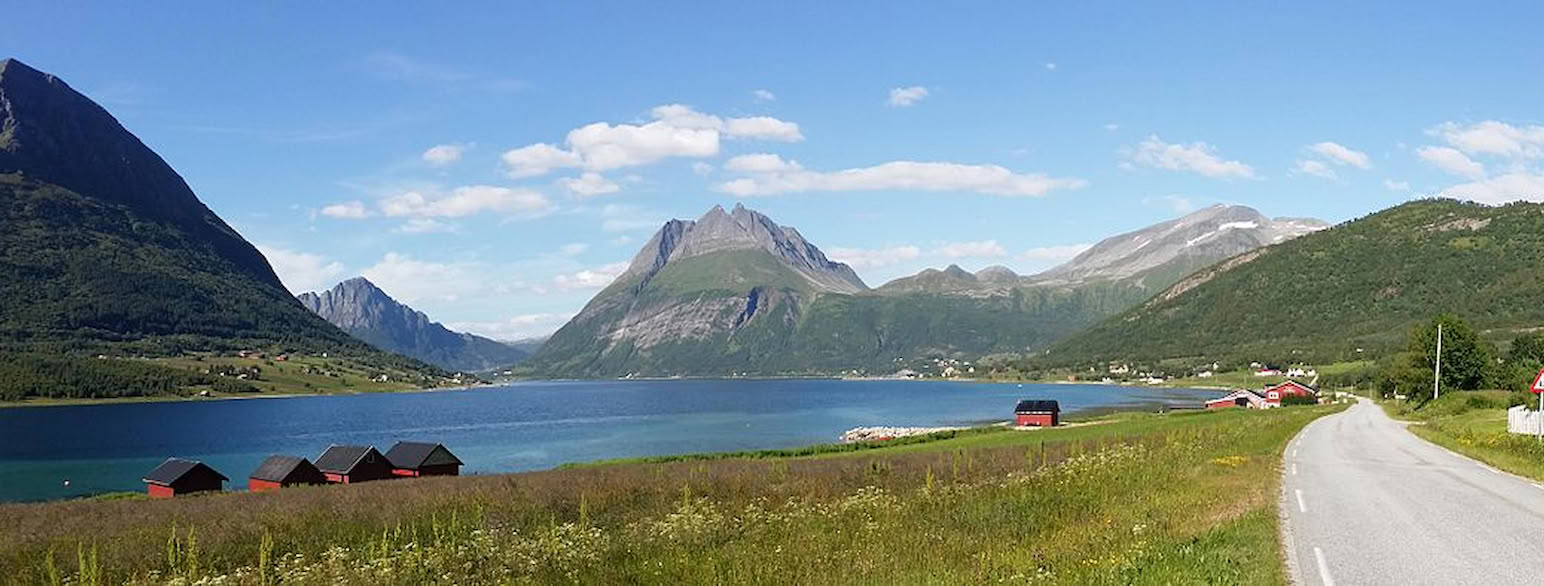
<box><xmin>1282</xmin><ymin>398</ymin><xmax>1544</xmax><ymax>585</ymax></box>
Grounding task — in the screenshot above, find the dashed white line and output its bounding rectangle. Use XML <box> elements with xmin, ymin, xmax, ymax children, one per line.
<box><xmin>1295</xmin><ymin>489</ymin><xmax>1307</xmax><ymax>513</ymax></box>
<box><xmin>1292</xmin><ymin>463</ymin><xmax>1299</xmax><ymax>476</ymax></box>
<box><xmin>1293</xmin><ymin>449</ymin><xmax>1299</xmax><ymax>458</ymax></box>
<box><xmin>1314</xmin><ymin>547</ymin><xmax>1336</xmax><ymax>586</ymax></box>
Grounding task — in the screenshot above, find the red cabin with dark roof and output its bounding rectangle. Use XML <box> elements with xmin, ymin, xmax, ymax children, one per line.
<box><xmin>314</xmin><ymin>445</ymin><xmax>394</xmax><ymax>484</ymax></box>
<box><xmin>143</xmin><ymin>458</ymin><xmax>227</xmax><ymax>498</ymax></box>
<box><xmin>1014</xmin><ymin>400</ymin><xmax>1060</xmax><ymax>427</ymax></box>
<box><xmin>248</xmin><ymin>455</ymin><xmax>327</xmax><ymax>492</ymax></box>
<box><xmin>384</xmin><ymin>441</ymin><xmax>464</xmax><ymax>477</ymax></box>
<box><xmin>1262</xmin><ymin>380</ymin><xmax>1318</xmax><ymax>406</ymax></box>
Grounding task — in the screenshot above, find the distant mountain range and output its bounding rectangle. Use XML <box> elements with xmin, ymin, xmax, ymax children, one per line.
<box><xmin>1043</xmin><ymin>198</ymin><xmax>1544</xmax><ymax>367</ymax></box>
<box><xmin>299</xmin><ymin>278</ymin><xmax>529</xmax><ymax>372</ymax></box>
<box><xmin>521</xmin><ymin>203</ymin><xmax>1326</xmax><ymax>377</ymax></box>
<box><xmin>0</xmin><ymin>58</ymin><xmax>415</xmax><ymax>366</ymax></box>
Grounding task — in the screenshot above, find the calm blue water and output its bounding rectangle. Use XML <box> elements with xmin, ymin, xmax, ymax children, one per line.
<box><xmin>0</xmin><ymin>380</ymin><xmax>1220</xmax><ymax>502</ymax></box>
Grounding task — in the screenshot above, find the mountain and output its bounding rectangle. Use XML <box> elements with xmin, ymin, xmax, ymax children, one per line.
<box><xmin>299</xmin><ymin>278</ymin><xmax>527</xmax><ymax>372</ymax></box>
<box><xmin>523</xmin><ymin>203</ymin><xmax>1325</xmax><ymax>377</ymax></box>
<box><xmin>0</xmin><ymin>58</ymin><xmax>409</xmax><ymax>363</ymax></box>
<box><xmin>1042</xmin><ymin>199</ymin><xmax>1544</xmax><ymax>367</ymax></box>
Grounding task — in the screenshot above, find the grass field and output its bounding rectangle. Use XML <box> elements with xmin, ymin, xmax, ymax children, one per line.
<box><xmin>1382</xmin><ymin>390</ymin><xmax>1544</xmax><ymax>480</ymax></box>
<box><xmin>0</xmin><ymin>404</ymin><xmax>1340</xmax><ymax>585</ymax></box>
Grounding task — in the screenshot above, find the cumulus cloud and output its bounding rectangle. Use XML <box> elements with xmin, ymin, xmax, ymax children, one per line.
<box><xmin>500</xmin><ymin>104</ymin><xmax>802</xmax><ymax>177</ymax></box>
<box><xmin>1307</xmin><ymin>142</ymin><xmax>1372</xmax><ymax>169</ymax></box>
<box><xmin>715</xmin><ymin>158</ymin><xmax>1087</xmax><ymax>197</ymax></box>
<box><xmin>558</xmin><ymin>172</ymin><xmax>621</xmax><ymax>198</ymax></box>
<box><xmin>1417</xmin><ymin>146</ymin><xmax>1486</xmax><ymax>180</ymax></box>
<box><xmin>826</xmin><ymin>245</ymin><xmax>922</xmax><ymax>269</ymax></box>
<box><xmin>360</xmin><ymin>252</ymin><xmax>479</xmax><ymax>303</ymax></box>
<box><xmin>1123</xmin><ymin>135</ymin><xmax>1257</xmax><ymax>179</ymax></box>
<box><xmin>1430</xmin><ymin>121</ymin><xmax>1544</xmax><ymax>159</ymax></box>
<box><xmin>1440</xmin><ymin>173</ymin><xmax>1544</xmax><ymax>205</ymax></box>
<box><xmin>933</xmin><ymin>240</ymin><xmax>1007</xmax><ymax>259</ymax></box>
<box><xmin>552</xmin><ymin>262</ymin><xmax>629</xmax><ymax>291</ymax></box>
<box><xmin>320</xmin><ymin>200</ymin><xmax>372</xmax><ymax>219</ymax></box>
<box><xmin>1294</xmin><ymin>159</ymin><xmax>1337</xmax><ymax>179</ymax></box>
<box><xmin>1022</xmin><ymin>243</ymin><xmax>1092</xmax><ymax>261</ymax></box>
<box><xmin>447</xmin><ymin>313</ymin><xmax>574</xmax><ymax>341</ymax></box>
<box><xmin>381</xmin><ymin>185</ymin><xmax>554</xmax><ymax>218</ymax></box>
<box><xmin>724</xmin><ymin>153</ymin><xmax>802</xmax><ymax>173</ymax></box>
<box><xmin>752</xmin><ymin>89</ymin><xmax>776</xmax><ymax>102</ymax></box>
<box><xmin>256</xmin><ymin>245</ymin><xmax>346</xmax><ymax>294</ymax></box>
<box><xmin>422</xmin><ymin>144</ymin><xmax>468</xmax><ymax>167</ymax></box>
<box><xmin>888</xmin><ymin>86</ymin><xmax>929</xmax><ymax>107</ymax></box>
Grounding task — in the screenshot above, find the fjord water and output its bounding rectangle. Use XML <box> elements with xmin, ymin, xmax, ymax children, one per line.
<box><xmin>0</xmin><ymin>380</ymin><xmax>1218</xmax><ymax>502</ymax></box>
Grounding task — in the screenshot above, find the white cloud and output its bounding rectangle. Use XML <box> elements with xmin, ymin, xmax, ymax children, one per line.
<box><xmin>1440</xmin><ymin>173</ymin><xmax>1544</xmax><ymax>205</ymax></box>
<box><xmin>501</xmin><ymin>143</ymin><xmax>584</xmax><ymax>178</ymax></box>
<box><xmin>500</xmin><ymin>104</ymin><xmax>801</xmax><ymax>177</ymax></box>
<box><xmin>888</xmin><ymin>86</ymin><xmax>929</xmax><ymax>107</ymax></box>
<box><xmin>558</xmin><ymin>243</ymin><xmax>589</xmax><ymax>257</ymax></box>
<box><xmin>1383</xmin><ymin>179</ymin><xmax>1411</xmax><ymax>192</ymax></box>
<box><xmin>394</xmin><ymin>218</ymin><xmax>457</xmax><ymax>234</ymax></box>
<box><xmin>320</xmin><ymin>200</ymin><xmax>372</xmax><ymax>219</ymax></box>
<box><xmin>256</xmin><ymin>245</ymin><xmax>346</xmax><ymax>294</ymax></box>
<box><xmin>422</xmin><ymin>144</ymin><xmax>467</xmax><ymax>167</ymax></box>
<box><xmin>826</xmin><ymin>245</ymin><xmax>922</xmax><ymax>269</ymax></box>
<box><xmin>558</xmin><ymin>172</ymin><xmax>622</xmax><ymax>198</ymax></box>
<box><xmin>1022</xmin><ymin>243</ymin><xmax>1092</xmax><ymax>261</ymax></box>
<box><xmin>447</xmin><ymin>313</ymin><xmax>574</xmax><ymax>341</ymax></box>
<box><xmin>724</xmin><ymin>153</ymin><xmax>802</xmax><ymax>173</ymax></box>
<box><xmin>1294</xmin><ymin>159</ymin><xmax>1337</xmax><ymax>179</ymax></box>
<box><xmin>933</xmin><ymin>240</ymin><xmax>1007</xmax><ymax>259</ymax></box>
<box><xmin>1307</xmin><ymin>142</ymin><xmax>1371</xmax><ymax>169</ymax></box>
<box><xmin>360</xmin><ymin>253</ymin><xmax>478</xmax><ymax>304</ymax></box>
<box><xmin>752</xmin><ymin>89</ymin><xmax>776</xmax><ymax>102</ymax></box>
<box><xmin>381</xmin><ymin>185</ymin><xmax>554</xmax><ymax>218</ymax></box>
<box><xmin>691</xmin><ymin>162</ymin><xmax>714</xmax><ymax>175</ymax></box>
<box><xmin>715</xmin><ymin>160</ymin><xmax>1087</xmax><ymax>197</ymax></box>
<box><xmin>552</xmin><ymin>262</ymin><xmax>629</xmax><ymax>291</ymax></box>
<box><xmin>1124</xmin><ymin>135</ymin><xmax>1258</xmax><ymax>179</ymax></box>
<box><xmin>1416</xmin><ymin>146</ymin><xmax>1486</xmax><ymax>179</ymax></box>
<box><xmin>1430</xmin><ymin>121</ymin><xmax>1544</xmax><ymax>159</ymax></box>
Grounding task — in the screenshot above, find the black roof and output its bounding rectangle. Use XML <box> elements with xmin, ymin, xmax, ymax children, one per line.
<box><xmin>249</xmin><ymin>455</ymin><xmax>319</xmax><ymax>482</ymax></box>
<box><xmin>143</xmin><ymin>458</ymin><xmax>228</xmax><ymax>485</ymax></box>
<box><xmin>384</xmin><ymin>441</ymin><xmax>463</xmax><ymax>469</ymax></box>
<box><xmin>314</xmin><ymin>445</ymin><xmax>381</xmax><ymax>474</ymax></box>
<box><xmin>1015</xmin><ymin>399</ymin><xmax>1061</xmax><ymax>413</ymax></box>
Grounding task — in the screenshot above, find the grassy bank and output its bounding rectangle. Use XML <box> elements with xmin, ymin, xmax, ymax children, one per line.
<box><xmin>1383</xmin><ymin>390</ymin><xmax>1544</xmax><ymax>479</ymax></box>
<box><xmin>0</xmin><ymin>405</ymin><xmax>1338</xmax><ymax>584</ymax></box>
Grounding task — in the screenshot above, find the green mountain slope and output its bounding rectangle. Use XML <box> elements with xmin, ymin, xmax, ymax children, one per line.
<box><xmin>1043</xmin><ymin>199</ymin><xmax>1544</xmax><ymax>367</ymax></box>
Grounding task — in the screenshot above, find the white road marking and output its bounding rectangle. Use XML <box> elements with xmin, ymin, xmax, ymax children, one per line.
<box><xmin>1293</xmin><ymin>463</ymin><xmax>1299</xmax><ymax>476</ymax></box>
<box><xmin>1314</xmin><ymin>547</ymin><xmax>1336</xmax><ymax>586</ymax></box>
<box><xmin>1294</xmin><ymin>449</ymin><xmax>1299</xmax><ymax>458</ymax></box>
<box><xmin>1296</xmin><ymin>489</ymin><xmax>1307</xmax><ymax>513</ymax></box>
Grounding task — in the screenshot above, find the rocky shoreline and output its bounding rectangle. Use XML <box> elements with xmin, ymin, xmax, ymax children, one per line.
<box><xmin>840</xmin><ymin>425</ymin><xmax>969</xmax><ymax>443</ymax></box>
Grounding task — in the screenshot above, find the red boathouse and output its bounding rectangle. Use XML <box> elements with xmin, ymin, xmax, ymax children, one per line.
<box><xmin>384</xmin><ymin>441</ymin><xmax>464</xmax><ymax>477</ymax></box>
<box><xmin>142</xmin><ymin>458</ymin><xmax>227</xmax><ymax>498</ymax></box>
<box><xmin>314</xmin><ymin>445</ymin><xmax>394</xmax><ymax>484</ymax></box>
<box><xmin>1014</xmin><ymin>400</ymin><xmax>1061</xmax><ymax>427</ymax></box>
<box><xmin>247</xmin><ymin>455</ymin><xmax>327</xmax><ymax>492</ymax></box>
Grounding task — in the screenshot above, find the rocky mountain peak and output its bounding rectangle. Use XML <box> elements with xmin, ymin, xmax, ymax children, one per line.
<box><xmin>975</xmin><ymin>265</ymin><xmax>1021</xmax><ymax>283</ymax></box>
<box><xmin>618</xmin><ymin>204</ymin><xmax>867</xmax><ymax>293</ymax></box>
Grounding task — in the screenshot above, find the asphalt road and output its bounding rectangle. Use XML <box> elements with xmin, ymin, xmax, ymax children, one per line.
<box><xmin>1282</xmin><ymin>398</ymin><xmax>1544</xmax><ymax>585</ymax></box>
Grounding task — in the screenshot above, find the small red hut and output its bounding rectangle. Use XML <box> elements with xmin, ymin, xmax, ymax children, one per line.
<box><xmin>142</xmin><ymin>458</ymin><xmax>227</xmax><ymax>498</ymax></box>
<box><xmin>1014</xmin><ymin>400</ymin><xmax>1061</xmax><ymax>427</ymax></box>
<box><xmin>247</xmin><ymin>455</ymin><xmax>327</xmax><ymax>492</ymax></box>
<box><xmin>384</xmin><ymin>441</ymin><xmax>464</xmax><ymax>477</ymax></box>
<box><xmin>314</xmin><ymin>445</ymin><xmax>394</xmax><ymax>484</ymax></box>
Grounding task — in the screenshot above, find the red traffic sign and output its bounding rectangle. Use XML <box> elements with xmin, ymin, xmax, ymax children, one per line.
<box><xmin>1532</xmin><ymin>368</ymin><xmax>1544</xmax><ymax>394</ymax></box>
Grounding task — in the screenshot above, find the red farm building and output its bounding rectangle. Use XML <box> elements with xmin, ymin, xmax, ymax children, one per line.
<box><xmin>314</xmin><ymin>445</ymin><xmax>394</xmax><ymax>484</ymax></box>
<box><xmin>1262</xmin><ymin>380</ymin><xmax>1318</xmax><ymax>406</ymax></box>
<box><xmin>142</xmin><ymin>458</ymin><xmax>227</xmax><ymax>498</ymax></box>
<box><xmin>247</xmin><ymin>455</ymin><xmax>327</xmax><ymax>492</ymax></box>
<box><xmin>1014</xmin><ymin>400</ymin><xmax>1061</xmax><ymax>427</ymax></box>
<box><xmin>1206</xmin><ymin>389</ymin><xmax>1268</xmax><ymax>410</ymax></box>
<box><xmin>384</xmin><ymin>441</ymin><xmax>464</xmax><ymax>478</ymax></box>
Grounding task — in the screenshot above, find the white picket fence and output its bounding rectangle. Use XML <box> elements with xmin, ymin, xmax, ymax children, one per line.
<box><xmin>1507</xmin><ymin>405</ymin><xmax>1543</xmax><ymax>435</ymax></box>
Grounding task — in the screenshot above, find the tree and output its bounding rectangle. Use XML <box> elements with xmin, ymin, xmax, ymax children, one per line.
<box><xmin>1410</xmin><ymin>315</ymin><xmax>1493</xmax><ymax>392</ymax></box>
<box><xmin>1509</xmin><ymin>332</ymin><xmax>1544</xmax><ymax>364</ymax></box>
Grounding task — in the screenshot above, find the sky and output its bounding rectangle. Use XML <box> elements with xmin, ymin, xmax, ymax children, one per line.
<box><xmin>7</xmin><ymin>2</ymin><xmax>1544</xmax><ymax>340</ymax></box>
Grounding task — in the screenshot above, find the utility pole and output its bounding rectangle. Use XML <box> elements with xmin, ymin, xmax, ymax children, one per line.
<box><xmin>1433</xmin><ymin>323</ymin><xmax>1443</xmax><ymax>401</ymax></box>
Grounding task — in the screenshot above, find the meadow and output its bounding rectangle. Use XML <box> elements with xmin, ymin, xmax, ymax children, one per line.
<box><xmin>1383</xmin><ymin>390</ymin><xmax>1544</xmax><ymax>480</ymax></box>
<box><xmin>0</xmin><ymin>405</ymin><xmax>1339</xmax><ymax>585</ymax></box>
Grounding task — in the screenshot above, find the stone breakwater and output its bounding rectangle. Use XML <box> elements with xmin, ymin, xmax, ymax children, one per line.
<box><xmin>840</xmin><ymin>426</ymin><xmax>966</xmax><ymax>443</ymax></box>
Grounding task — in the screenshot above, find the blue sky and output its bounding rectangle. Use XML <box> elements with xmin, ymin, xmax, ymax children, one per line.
<box><xmin>8</xmin><ymin>2</ymin><xmax>1544</xmax><ymax>340</ymax></box>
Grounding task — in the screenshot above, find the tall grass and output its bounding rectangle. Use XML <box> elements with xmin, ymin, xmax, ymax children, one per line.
<box><xmin>0</xmin><ymin>406</ymin><xmax>1337</xmax><ymax>584</ymax></box>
